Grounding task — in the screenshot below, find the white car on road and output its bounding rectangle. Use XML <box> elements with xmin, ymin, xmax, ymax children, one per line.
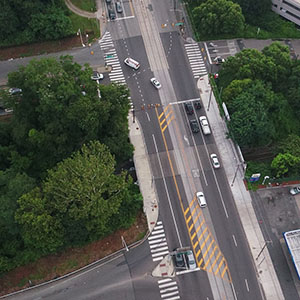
<box><xmin>210</xmin><ymin>153</ymin><xmax>220</xmax><ymax>169</ymax></box>
<box><xmin>150</xmin><ymin>78</ymin><xmax>161</xmax><ymax>89</ymax></box>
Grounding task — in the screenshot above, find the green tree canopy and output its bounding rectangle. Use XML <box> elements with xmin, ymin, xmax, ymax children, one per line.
<box><xmin>228</xmin><ymin>93</ymin><xmax>274</xmax><ymax>147</ymax></box>
<box><xmin>232</xmin><ymin>0</ymin><xmax>271</xmax><ymax>24</ymax></box>
<box><xmin>271</xmin><ymin>153</ymin><xmax>300</xmax><ymax>177</ymax></box>
<box><xmin>193</xmin><ymin>0</ymin><xmax>245</xmax><ymax>36</ymax></box>
<box><xmin>6</xmin><ymin>56</ymin><xmax>132</xmax><ymax>179</ymax></box>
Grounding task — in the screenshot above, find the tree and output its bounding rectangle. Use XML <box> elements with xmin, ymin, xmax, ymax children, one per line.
<box><xmin>193</xmin><ymin>0</ymin><xmax>245</xmax><ymax>36</ymax></box>
<box><xmin>218</xmin><ymin>48</ymin><xmax>277</xmax><ymax>89</ymax></box>
<box><xmin>271</xmin><ymin>153</ymin><xmax>300</xmax><ymax>177</ymax></box>
<box><xmin>228</xmin><ymin>93</ymin><xmax>274</xmax><ymax>147</ymax></box>
<box><xmin>7</xmin><ymin>56</ymin><xmax>112</xmax><ymax>178</ymax></box>
<box><xmin>232</xmin><ymin>0</ymin><xmax>271</xmax><ymax>24</ymax></box>
<box><xmin>42</xmin><ymin>141</ymin><xmax>131</xmax><ymax>244</ymax></box>
<box><xmin>15</xmin><ymin>187</ymin><xmax>64</xmax><ymax>254</ymax></box>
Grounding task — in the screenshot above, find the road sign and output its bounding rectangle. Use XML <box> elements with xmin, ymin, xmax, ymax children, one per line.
<box><xmin>106</xmin><ymin>54</ymin><xmax>114</xmax><ymax>58</ymax></box>
<box><xmin>175</xmin><ymin>22</ymin><xmax>183</xmax><ymax>26</ymax></box>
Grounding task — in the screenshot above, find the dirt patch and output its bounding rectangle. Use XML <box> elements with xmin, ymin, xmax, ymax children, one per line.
<box><xmin>0</xmin><ymin>35</ymin><xmax>82</xmax><ymax>61</ymax></box>
<box><xmin>0</xmin><ymin>212</ymin><xmax>148</xmax><ymax>296</ymax></box>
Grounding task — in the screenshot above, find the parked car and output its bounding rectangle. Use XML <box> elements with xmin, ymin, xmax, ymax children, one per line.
<box><xmin>106</xmin><ymin>0</ymin><xmax>111</xmax><ymax>3</ymax></box>
<box><xmin>115</xmin><ymin>1</ymin><xmax>123</xmax><ymax>13</ymax></box>
<box><xmin>214</xmin><ymin>56</ymin><xmax>225</xmax><ymax>65</ymax></box>
<box><xmin>150</xmin><ymin>77</ymin><xmax>161</xmax><ymax>89</ymax></box>
<box><xmin>290</xmin><ymin>186</ymin><xmax>300</xmax><ymax>195</ymax></box>
<box><xmin>190</xmin><ymin>119</ymin><xmax>199</xmax><ymax>133</ymax></box>
<box><xmin>186</xmin><ymin>250</ymin><xmax>196</xmax><ymax>270</ymax></box>
<box><xmin>91</xmin><ymin>71</ymin><xmax>104</xmax><ymax>81</ymax></box>
<box><xmin>9</xmin><ymin>87</ymin><xmax>22</xmax><ymax>95</ymax></box>
<box><xmin>184</xmin><ymin>102</ymin><xmax>194</xmax><ymax>115</ymax></box>
<box><xmin>210</xmin><ymin>153</ymin><xmax>220</xmax><ymax>169</ymax></box>
<box><xmin>194</xmin><ymin>100</ymin><xmax>201</xmax><ymax>110</ymax></box>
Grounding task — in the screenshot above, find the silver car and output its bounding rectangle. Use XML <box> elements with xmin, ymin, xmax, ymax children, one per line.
<box><xmin>186</xmin><ymin>250</ymin><xmax>196</xmax><ymax>270</ymax></box>
<box><xmin>290</xmin><ymin>186</ymin><xmax>300</xmax><ymax>195</ymax></box>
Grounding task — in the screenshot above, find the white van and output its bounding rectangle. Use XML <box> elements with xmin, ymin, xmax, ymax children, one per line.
<box><xmin>124</xmin><ymin>57</ymin><xmax>140</xmax><ymax>70</ymax></box>
<box><xmin>196</xmin><ymin>192</ymin><xmax>207</xmax><ymax>208</ymax></box>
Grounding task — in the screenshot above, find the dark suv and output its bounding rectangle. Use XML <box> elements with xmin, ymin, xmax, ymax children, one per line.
<box><xmin>194</xmin><ymin>100</ymin><xmax>201</xmax><ymax>110</ymax></box>
<box><xmin>108</xmin><ymin>8</ymin><xmax>116</xmax><ymax>20</ymax></box>
<box><xmin>190</xmin><ymin>119</ymin><xmax>199</xmax><ymax>133</ymax></box>
<box><xmin>184</xmin><ymin>102</ymin><xmax>194</xmax><ymax>115</ymax></box>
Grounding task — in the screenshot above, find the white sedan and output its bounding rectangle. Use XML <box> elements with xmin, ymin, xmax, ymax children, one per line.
<box><xmin>210</xmin><ymin>153</ymin><xmax>220</xmax><ymax>169</ymax></box>
<box><xmin>91</xmin><ymin>71</ymin><xmax>104</xmax><ymax>81</ymax></box>
<box><xmin>150</xmin><ymin>77</ymin><xmax>161</xmax><ymax>89</ymax></box>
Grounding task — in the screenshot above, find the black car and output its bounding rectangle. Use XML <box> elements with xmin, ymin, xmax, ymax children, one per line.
<box><xmin>194</xmin><ymin>100</ymin><xmax>201</xmax><ymax>110</ymax></box>
<box><xmin>184</xmin><ymin>102</ymin><xmax>194</xmax><ymax>115</ymax></box>
<box><xmin>108</xmin><ymin>8</ymin><xmax>116</xmax><ymax>20</ymax></box>
<box><xmin>174</xmin><ymin>253</ymin><xmax>185</xmax><ymax>268</ymax></box>
<box><xmin>190</xmin><ymin>119</ymin><xmax>200</xmax><ymax>133</ymax></box>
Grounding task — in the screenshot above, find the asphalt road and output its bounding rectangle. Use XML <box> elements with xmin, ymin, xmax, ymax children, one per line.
<box><xmin>5</xmin><ymin>241</ymin><xmax>160</xmax><ymax>300</ymax></box>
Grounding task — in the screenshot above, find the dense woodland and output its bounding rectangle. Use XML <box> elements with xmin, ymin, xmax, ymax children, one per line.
<box><xmin>0</xmin><ymin>56</ymin><xmax>142</xmax><ymax>274</ymax></box>
<box><xmin>0</xmin><ymin>0</ymin><xmax>73</xmax><ymax>47</ymax></box>
<box><xmin>217</xmin><ymin>42</ymin><xmax>300</xmax><ymax>178</ymax></box>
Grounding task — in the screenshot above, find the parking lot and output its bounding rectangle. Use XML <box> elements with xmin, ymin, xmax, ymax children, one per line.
<box><xmin>251</xmin><ymin>186</ymin><xmax>300</xmax><ymax>300</ymax></box>
<box><xmin>204</xmin><ymin>38</ymin><xmax>300</xmax><ymax>70</ymax></box>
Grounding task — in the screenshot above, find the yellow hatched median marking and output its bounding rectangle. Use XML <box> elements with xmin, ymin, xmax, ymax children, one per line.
<box><xmin>221</xmin><ymin>264</ymin><xmax>228</xmax><ymax>278</ymax></box>
<box><xmin>193</xmin><ymin>240</ymin><xmax>199</xmax><ymax>250</ymax></box>
<box><xmin>202</xmin><ymin>245</ymin><xmax>218</xmax><ymax>269</ymax></box>
<box><xmin>188</xmin><ymin>210</ymin><xmax>202</xmax><ymax>232</ymax></box>
<box><xmin>214</xmin><ymin>257</ymin><xmax>225</xmax><ymax>276</ymax></box>
<box><xmin>186</xmin><ymin>214</ymin><xmax>192</xmax><ymax>224</ymax></box>
<box><xmin>190</xmin><ymin>204</ymin><xmax>197</xmax><ymax>218</ymax></box>
<box><xmin>198</xmin><ymin>239</ymin><xmax>214</xmax><ymax>266</ymax></box>
<box><xmin>184</xmin><ymin>196</ymin><xmax>197</xmax><ymax>216</ymax></box>
<box><xmin>198</xmin><ymin>226</ymin><xmax>208</xmax><ymax>243</ymax></box>
<box><xmin>162</xmin><ymin>115</ymin><xmax>174</xmax><ymax>133</ymax></box>
<box><xmin>160</xmin><ymin>118</ymin><xmax>166</xmax><ymax>127</ymax></box>
<box><xmin>158</xmin><ymin>104</ymin><xmax>170</xmax><ymax>120</ymax></box>
<box><xmin>193</xmin><ymin>218</ymin><xmax>205</xmax><ymax>236</ymax></box>
<box><xmin>209</xmin><ymin>251</ymin><xmax>221</xmax><ymax>273</ymax></box>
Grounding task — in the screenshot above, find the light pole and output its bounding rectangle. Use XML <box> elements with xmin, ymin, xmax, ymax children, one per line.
<box><xmin>231</xmin><ymin>162</ymin><xmax>244</xmax><ymax>187</ymax></box>
<box><xmin>256</xmin><ymin>240</ymin><xmax>272</xmax><ymax>260</ymax></box>
<box><xmin>121</xmin><ymin>236</ymin><xmax>129</xmax><ymax>252</ymax></box>
<box><xmin>77</xmin><ymin>29</ymin><xmax>86</xmax><ymax>47</ymax></box>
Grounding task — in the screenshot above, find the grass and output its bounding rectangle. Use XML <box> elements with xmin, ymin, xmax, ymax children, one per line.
<box><xmin>136</xmin><ymin>231</ymin><xmax>147</xmax><ymax>240</ymax></box>
<box><xmin>69</xmin><ymin>13</ymin><xmax>100</xmax><ymax>42</ymax></box>
<box><xmin>70</xmin><ymin>0</ymin><xmax>97</xmax><ymax>12</ymax></box>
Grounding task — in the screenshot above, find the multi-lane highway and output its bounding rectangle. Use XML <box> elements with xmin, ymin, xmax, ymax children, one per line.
<box><xmin>104</xmin><ymin>0</ymin><xmax>264</xmax><ymax>299</ymax></box>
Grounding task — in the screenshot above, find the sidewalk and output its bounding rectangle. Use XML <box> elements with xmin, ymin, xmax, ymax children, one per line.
<box><xmin>128</xmin><ymin>116</ymin><xmax>159</xmax><ymax>233</ymax></box>
<box><xmin>198</xmin><ymin>75</ymin><xmax>285</xmax><ymax>300</ymax></box>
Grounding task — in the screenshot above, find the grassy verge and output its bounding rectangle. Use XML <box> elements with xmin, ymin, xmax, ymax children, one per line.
<box><xmin>70</xmin><ymin>0</ymin><xmax>97</xmax><ymax>12</ymax></box>
<box><xmin>69</xmin><ymin>13</ymin><xmax>100</xmax><ymax>42</ymax></box>
<box><xmin>0</xmin><ymin>212</ymin><xmax>147</xmax><ymax>297</ymax></box>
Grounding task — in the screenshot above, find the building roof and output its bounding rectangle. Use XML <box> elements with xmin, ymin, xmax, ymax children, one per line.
<box><xmin>283</xmin><ymin>229</ymin><xmax>300</xmax><ymax>279</ymax></box>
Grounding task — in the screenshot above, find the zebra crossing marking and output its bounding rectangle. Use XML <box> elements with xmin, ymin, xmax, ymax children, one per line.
<box><xmin>184</xmin><ymin>43</ymin><xmax>207</xmax><ymax>78</ymax></box>
<box><xmin>98</xmin><ymin>32</ymin><xmax>126</xmax><ymax>84</ymax></box>
<box><xmin>157</xmin><ymin>278</ymin><xmax>180</xmax><ymax>300</ymax></box>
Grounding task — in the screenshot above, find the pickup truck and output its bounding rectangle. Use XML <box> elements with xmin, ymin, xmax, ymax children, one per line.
<box><xmin>199</xmin><ymin>116</ymin><xmax>211</xmax><ymax>135</ymax></box>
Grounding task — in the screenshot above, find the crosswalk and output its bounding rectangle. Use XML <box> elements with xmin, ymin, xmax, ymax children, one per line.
<box><xmin>98</xmin><ymin>32</ymin><xmax>126</xmax><ymax>84</ymax></box>
<box><xmin>184</xmin><ymin>43</ymin><xmax>207</xmax><ymax>78</ymax></box>
<box><xmin>158</xmin><ymin>278</ymin><xmax>180</xmax><ymax>300</ymax></box>
<box><xmin>148</xmin><ymin>221</ymin><xmax>169</xmax><ymax>262</ymax></box>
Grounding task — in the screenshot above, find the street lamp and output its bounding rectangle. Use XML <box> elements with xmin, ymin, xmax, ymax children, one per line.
<box><xmin>256</xmin><ymin>240</ymin><xmax>272</xmax><ymax>260</ymax></box>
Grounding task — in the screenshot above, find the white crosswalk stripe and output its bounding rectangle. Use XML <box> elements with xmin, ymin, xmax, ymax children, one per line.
<box><xmin>157</xmin><ymin>278</ymin><xmax>180</xmax><ymax>299</ymax></box>
<box><xmin>98</xmin><ymin>32</ymin><xmax>126</xmax><ymax>84</ymax></box>
<box><xmin>148</xmin><ymin>221</ymin><xmax>169</xmax><ymax>262</ymax></box>
<box><xmin>184</xmin><ymin>43</ymin><xmax>207</xmax><ymax>78</ymax></box>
